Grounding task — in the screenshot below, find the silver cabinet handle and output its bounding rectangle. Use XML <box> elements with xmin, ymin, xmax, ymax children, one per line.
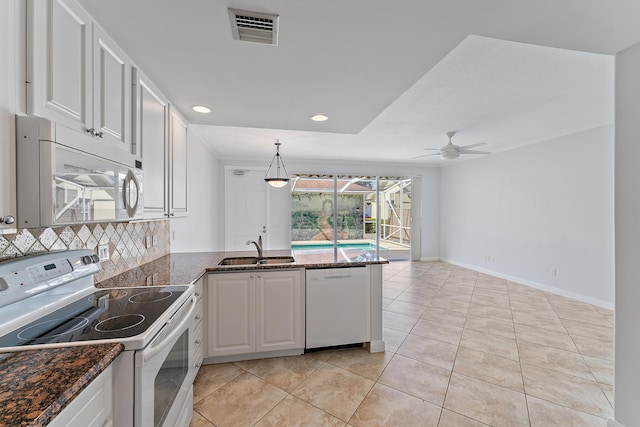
<box><xmin>1</xmin><ymin>216</ymin><xmax>15</xmax><ymax>225</ymax></box>
<box><xmin>195</xmin><ymin>339</ymin><xmax>201</xmax><ymax>345</ymax></box>
<box><xmin>87</xmin><ymin>128</ymin><xmax>104</xmax><ymax>138</ymax></box>
<box><xmin>195</xmin><ymin>315</ymin><xmax>201</xmax><ymax>321</ymax></box>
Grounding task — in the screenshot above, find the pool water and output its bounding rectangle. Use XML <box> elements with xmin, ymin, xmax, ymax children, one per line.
<box><xmin>291</xmin><ymin>243</ymin><xmax>386</xmax><ymax>251</ymax></box>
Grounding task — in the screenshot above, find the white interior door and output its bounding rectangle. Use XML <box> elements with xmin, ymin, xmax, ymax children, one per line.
<box><xmin>225</xmin><ymin>167</ymin><xmax>267</xmax><ymax>251</ymax></box>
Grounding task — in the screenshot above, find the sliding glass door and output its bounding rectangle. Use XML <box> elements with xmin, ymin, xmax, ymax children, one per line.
<box><xmin>290</xmin><ymin>175</ymin><xmax>412</xmax><ymax>260</ymax></box>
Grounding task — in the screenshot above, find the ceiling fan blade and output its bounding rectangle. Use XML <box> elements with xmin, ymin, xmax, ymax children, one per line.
<box><xmin>411</xmin><ymin>153</ymin><xmax>441</xmax><ymax>159</ymax></box>
<box><xmin>458</xmin><ymin>142</ymin><xmax>487</xmax><ymax>150</ymax></box>
<box><xmin>421</xmin><ymin>148</ymin><xmax>440</xmax><ymax>151</ymax></box>
<box><xmin>460</xmin><ymin>150</ymin><xmax>491</xmax><ymax>155</ymax></box>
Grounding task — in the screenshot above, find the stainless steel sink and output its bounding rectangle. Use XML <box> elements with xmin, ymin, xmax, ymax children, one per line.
<box><xmin>218</xmin><ymin>256</ymin><xmax>295</xmax><ymax>266</ymax></box>
<box><xmin>218</xmin><ymin>257</ymin><xmax>259</xmax><ymax>265</ymax></box>
<box><xmin>257</xmin><ymin>256</ymin><xmax>295</xmax><ymax>265</ymax></box>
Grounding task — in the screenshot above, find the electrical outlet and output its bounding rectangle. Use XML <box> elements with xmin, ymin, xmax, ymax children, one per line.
<box><xmin>152</xmin><ymin>235</ymin><xmax>158</xmax><ymax>246</ymax></box>
<box><xmin>98</xmin><ymin>244</ymin><xmax>109</xmax><ymax>261</ymax></box>
<box><xmin>145</xmin><ymin>236</ymin><xmax>152</xmax><ymax>249</ymax></box>
<box><xmin>551</xmin><ymin>268</ymin><xmax>557</xmax><ymax>277</ymax></box>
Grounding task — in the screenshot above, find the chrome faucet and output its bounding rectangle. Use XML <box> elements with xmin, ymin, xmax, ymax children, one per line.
<box><xmin>246</xmin><ymin>235</ymin><xmax>263</xmax><ymax>258</ymax></box>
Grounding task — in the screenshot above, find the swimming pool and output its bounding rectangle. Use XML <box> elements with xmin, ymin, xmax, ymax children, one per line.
<box><xmin>291</xmin><ymin>243</ymin><xmax>386</xmax><ymax>251</ymax></box>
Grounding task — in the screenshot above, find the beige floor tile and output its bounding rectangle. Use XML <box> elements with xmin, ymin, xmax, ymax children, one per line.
<box><xmin>190</xmin><ymin>411</ymin><xmax>214</xmax><ymax>427</ymax></box>
<box><xmin>429</xmin><ymin>297</ymin><xmax>470</xmax><ymax>314</ymax></box>
<box><xmin>383</xmin><ymin>310</ymin><xmax>419</xmax><ymax>332</ymax></box>
<box><xmin>527</xmin><ymin>395</ymin><xmax>608</xmax><ymax>426</ymax></box>
<box><xmin>436</xmin><ymin>291</ymin><xmax>474</xmax><ymax>303</ymax></box>
<box><xmin>385</xmin><ymin>300</ymin><xmax>427</xmax><ymax>317</ymax></box>
<box><xmin>421</xmin><ymin>307</ymin><xmax>467</xmax><ymax>328</ymax></box>
<box><xmin>509</xmin><ymin>299</ymin><xmax>555</xmax><ymax>315</ymax></box>
<box><xmin>405</xmin><ymin>284</ymin><xmax>441</xmax><ymax>296</ymax></box>
<box><xmin>255</xmin><ymin>395</ymin><xmax>346</xmax><ymax>427</ymax></box>
<box><xmin>571</xmin><ymin>334</ymin><xmax>613</xmax><ymax>360</ymax></box>
<box><xmin>554</xmin><ymin>307</ymin><xmax>612</xmax><ymax>327</ymax></box>
<box><xmin>395</xmin><ymin>291</ymin><xmax>434</xmax><ymax>306</ymax></box>
<box><xmin>521</xmin><ymin>363</ymin><xmax>612</xmax><ymax>418</ymax></box>
<box><xmin>292</xmin><ymin>362</ymin><xmax>374</xmax><ymax>421</ymax></box>
<box><xmin>599</xmin><ymin>383</ymin><xmax>614</xmax><ymax>406</ymax></box>
<box><xmin>470</xmin><ymin>294</ymin><xmax>511</xmax><ymax>309</ymax></box>
<box><xmin>438</xmin><ymin>410</ymin><xmax>491</xmax><ymax>426</ymax></box>
<box><xmin>325</xmin><ymin>347</ymin><xmax>393</xmax><ymax>381</ymax></box>
<box><xmin>350</xmin><ymin>383</ymin><xmax>442</xmax><ymax>427</ymax></box>
<box><xmin>194</xmin><ymin>372</ymin><xmax>287</xmax><ymax>426</ymax></box>
<box><xmin>397</xmin><ymin>333</ymin><xmax>458</xmax><ymax>370</ymax></box>
<box><xmin>507</xmin><ymin>292</ymin><xmax>549</xmax><ymax>305</ymax></box>
<box><xmin>473</xmin><ymin>287</ymin><xmax>510</xmax><ymax>301</ymax></box>
<box><xmin>517</xmin><ymin>341</ymin><xmax>594</xmax><ymax>381</ymax></box>
<box><xmin>467</xmin><ymin>304</ymin><xmax>512</xmax><ymax>322</ymax></box>
<box><xmin>463</xmin><ymin>314</ymin><xmax>515</xmax><ymax>339</ymax></box>
<box><xmin>512</xmin><ymin>310</ymin><xmax>567</xmax><ymax>332</ymax></box>
<box><xmin>547</xmin><ymin>297</ymin><xmax>601</xmax><ymax>314</ymax></box>
<box><xmin>444</xmin><ymin>373</ymin><xmax>529</xmax><ymax>426</ymax></box>
<box><xmin>382</xmin><ymin>288</ymin><xmax>402</xmax><ymax>299</ymax></box>
<box><xmin>383</xmin><ymin>280</ymin><xmax>411</xmax><ymax>291</ymax></box>
<box><xmin>411</xmin><ymin>318</ymin><xmax>464</xmax><ymax>345</ymax></box>
<box><xmin>192</xmin><ymin>363</ymin><xmax>244</xmax><ymax>403</ymax></box>
<box><xmin>508</xmin><ymin>282</ymin><xmax>546</xmax><ymax>296</ymax></box>
<box><xmin>382</xmin><ymin>327</ymin><xmax>408</xmax><ymax>353</ymax></box>
<box><xmin>514</xmin><ymin>323</ymin><xmax>578</xmax><ymax>352</ymax></box>
<box><xmin>453</xmin><ymin>347</ymin><xmax>524</xmax><ymax>392</ymax></box>
<box><xmin>378</xmin><ymin>354</ymin><xmax>451</xmax><ymax>405</ymax></box>
<box><xmin>561</xmin><ymin>319</ymin><xmax>614</xmax><ymax>342</ymax></box>
<box><xmin>460</xmin><ymin>329</ymin><xmax>519</xmax><ymax>361</ymax></box>
<box><xmin>233</xmin><ymin>354</ymin><xmax>322</xmax><ymax>392</ymax></box>
<box><xmin>583</xmin><ymin>355</ymin><xmax>614</xmax><ymax>385</ymax></box>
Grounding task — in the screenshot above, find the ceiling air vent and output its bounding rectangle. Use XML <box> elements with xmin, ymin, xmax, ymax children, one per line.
<box><xmin>229</xmin><ymin>9</ymin><xmax>279</xmax><ymax>45</ymax></box>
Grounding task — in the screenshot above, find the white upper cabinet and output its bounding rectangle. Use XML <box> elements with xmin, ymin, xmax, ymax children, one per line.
<box><xmin>28</xmin><ymin>0</ymin><xmax>132</xmax><ymax>153</ymax></box>
<box><xmin>133</xmin><ymin>68</ymin><xmax>168</xmax><ymax>218</ymax></box>
<box><xmin>169</xmin><ymin>111</ymin><xmax>188</xmax><ymax>217</ymax></box>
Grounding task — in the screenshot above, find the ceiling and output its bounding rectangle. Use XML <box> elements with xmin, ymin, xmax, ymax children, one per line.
<box><xmin>78</xmin><ymin>0</ymin><xmax>638</xmax><ymax>165</ymax></box>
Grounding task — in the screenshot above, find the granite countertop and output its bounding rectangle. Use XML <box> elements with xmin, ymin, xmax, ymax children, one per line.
<box><xmin>98</xmin><ymin>248</ymin><xmax>388</xmax><ymax>288</ymax></box>
<box><xmin>0</xmin><ymin>343</ymin><xmax>124</xmax><ymax>426</ymax></box>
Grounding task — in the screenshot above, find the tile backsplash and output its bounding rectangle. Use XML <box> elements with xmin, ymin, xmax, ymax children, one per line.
<box><xmin>0</xmin><ymin>220</ymin><xmax>170</xmax><ymax>283</ymax></box>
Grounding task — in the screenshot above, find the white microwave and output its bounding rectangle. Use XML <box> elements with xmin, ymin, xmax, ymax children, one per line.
<box><xmin>16</xmin><ymin>116</ymin><xmax>143</xmax><ymax>228</ymax></box>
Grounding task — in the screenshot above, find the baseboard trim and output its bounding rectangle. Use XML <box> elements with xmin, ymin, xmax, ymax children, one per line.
<box><xmin>608</xmin><ymin>418</ymin><xmax>625</xmax><ymax>427</ymax></box>
<box><xmin>438</xmin><ymin>258</ymin><xmax>614</xmax><ymax>310</ymax></box>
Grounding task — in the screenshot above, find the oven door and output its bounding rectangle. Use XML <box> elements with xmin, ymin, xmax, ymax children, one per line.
<box><xmin>134</xmin><ymin>296</ymin><xmax>196</xmax><ymax>427</ymax></box>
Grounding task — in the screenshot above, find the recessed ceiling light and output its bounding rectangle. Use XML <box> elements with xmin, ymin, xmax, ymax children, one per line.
<box><xmin>311</xmin><ymin>114</ymin><xmax>329</xmax><ymax>122</ymax></box>
<box><xmin>192</xmin><ymin>105</ymin><xmax>211</xmax><ymax>113</ymax></box>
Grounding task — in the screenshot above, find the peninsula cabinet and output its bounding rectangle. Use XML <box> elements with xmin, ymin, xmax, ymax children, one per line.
<box><xmin>27</xmin><ymin>0</ymin><xmax>133</xmax><ymax>153</ymax></box>
<box><xmin>206</xmin><ymin>270</ymin><xmax>305</xmax><ymax>360</ymax></box>
<box><xmin>48</xmin><ymin>364</ymin><xmax>113</xmax><ymax>427</ymax></box>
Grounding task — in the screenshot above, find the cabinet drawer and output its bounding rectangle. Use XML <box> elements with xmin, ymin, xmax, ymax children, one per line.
<box><xmin>194</xmin><ymin>278</ymin><xmax>204</xmax><ymax>301</ymax></box>
<box><xmin>194</xmin><ymin>299</ymin><xmax>203</xmax><ymax>328</ymax></box>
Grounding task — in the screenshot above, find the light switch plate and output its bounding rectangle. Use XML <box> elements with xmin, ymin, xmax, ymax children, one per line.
<box><xmin>152</xmin><ymin>235</ymin><xmax>158</xmax><ymax>246</ymax></box>
<box><xmin>145</xmin><ymin>236</ymin><xmax>152</xmax><ymax>249</ymax></box>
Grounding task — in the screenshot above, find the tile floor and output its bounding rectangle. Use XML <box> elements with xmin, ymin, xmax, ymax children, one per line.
<box><xmin>190</xmin><ymin>261</ymin><xmax>614</xmax><ymax>426</ymax></box>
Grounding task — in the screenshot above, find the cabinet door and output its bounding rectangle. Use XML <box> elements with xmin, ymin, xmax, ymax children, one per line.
<box><xmin>169</xmin><ymin>111</ymin><xmax>188</xmax><ymax>217</ymax></box>
<box><xmin>255</xmin><ymin>270</ymin><xmax>304</xmax><ymax>352</ymax></box>
<box><xmin>93</xmin><ymin>23</ymin><xmax>132</xmax><ymax>151</ymax></box>
<box><xmin>207</xmin><ymin>273</ymin><xmax>255</xmax><ymax>357</ymax></box>
<box><xmin>28</xmin><ymin>0</ymin><xmax>92</xmax><ymax>130</ymax></box>
<box><xmin>134</xmin><ymin>69</ymin><xmax>168</xmax><ymax>218</ymax></box>
<box><xmin>0</xmin><ymin>0</ymin><xmax>17</xmax><ymax>233</ymax></box>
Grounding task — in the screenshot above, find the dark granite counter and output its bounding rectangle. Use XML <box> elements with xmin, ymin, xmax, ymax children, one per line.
<box><xmin>97</xmin><ymin>249</ymin><xmax>388</xmax><ymax>288</ymax></box>
<box><xmin>0</xmin><ymin>343</ymin><xmax>123</xmax><ymax>426</ymax></box>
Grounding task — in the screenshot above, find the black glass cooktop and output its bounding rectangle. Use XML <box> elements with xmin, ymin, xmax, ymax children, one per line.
<box><xmin>0</xmin><ymin>286</ymin><xmax>188</xmax><ymax>347</ymax></box>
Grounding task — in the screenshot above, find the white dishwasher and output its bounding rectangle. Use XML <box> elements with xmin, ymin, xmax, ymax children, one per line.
<box><xmin>305</xmin><ymin>267</ymin><xmax>371</xmax><ymax>349</ymax></box>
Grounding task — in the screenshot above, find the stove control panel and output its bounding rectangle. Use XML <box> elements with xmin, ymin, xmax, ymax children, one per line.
<box><xmin>0</xmin><ymin>249</ymin><xmax>101</xmax><ymax>309</ymax></box>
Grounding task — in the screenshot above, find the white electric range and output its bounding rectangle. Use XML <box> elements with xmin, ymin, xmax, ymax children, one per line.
<box><xmin>0</xmin><ymin>249</ymin><xmax>196</xmax><ymax>427</ymax></box>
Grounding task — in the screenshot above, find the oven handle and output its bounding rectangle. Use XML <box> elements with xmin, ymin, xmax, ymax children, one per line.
<box><xmin>143</xmin><ymin>296</ymin><xmax>196</xmax><ymax>363</ymax></box>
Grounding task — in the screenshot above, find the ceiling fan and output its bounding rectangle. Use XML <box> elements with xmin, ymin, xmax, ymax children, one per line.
<box><xmin>413</xmin><ymin>131</ymin><xmax>491</xmax><ymax>160</ymax></box>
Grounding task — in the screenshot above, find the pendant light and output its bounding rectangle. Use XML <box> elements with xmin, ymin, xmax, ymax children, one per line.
<box><xmin>264</xmin><ymin>141</ymin><xmax>290</xmax><ymax>188</ymax></box>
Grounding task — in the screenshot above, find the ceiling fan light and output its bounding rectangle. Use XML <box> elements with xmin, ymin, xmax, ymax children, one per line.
<box><xmin>264</xmin><ymin>141</ymin><xmax>291</xmax><ymax>188</ymax></box>
<box><xmin>441</xmin><ymin>152</ymin><xmax>459</xmax><ymax>160</ymax></box>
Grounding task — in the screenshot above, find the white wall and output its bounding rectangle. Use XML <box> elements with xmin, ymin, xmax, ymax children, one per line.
<box><xmin>170</xmin><ymin>128</ymin><xmax>223</xmax><ymax>252</ymax></box>
<box><xmin>613</xmin><ymin>41</ymin><xmax>640</xmax><ymax>427</ymax></box>
<box><xmin>221</xmin><ymin>158</ymin><xmax>441</xmax><ymax>260</ymax></box>
<box><xmin>440</xmin><ymin>126</ymin><xmax>614</xmax><ymax>307</ymax></box>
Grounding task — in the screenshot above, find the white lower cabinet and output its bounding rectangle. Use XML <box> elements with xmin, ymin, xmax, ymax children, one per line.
<box><xmin>206</xmin><ymin>270</ymin><xmax>304</xmax><ymax>359</ymax></box>
<box><xmin>48</xmin><ymin>364</ymin><xmax>113</xmax><ymax>427</ymax></box>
